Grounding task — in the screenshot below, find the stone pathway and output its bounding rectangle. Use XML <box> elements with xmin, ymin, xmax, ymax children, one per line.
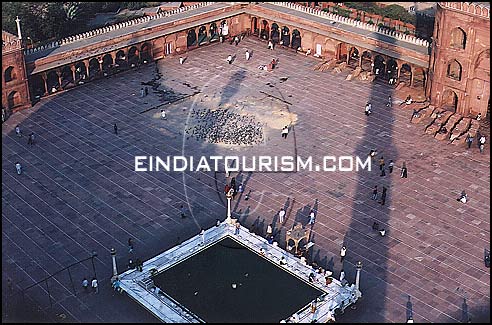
<box><xmin>2</xmin><ymin>36</ymin><xmax>489</xmax><ymax>323</ymax></box>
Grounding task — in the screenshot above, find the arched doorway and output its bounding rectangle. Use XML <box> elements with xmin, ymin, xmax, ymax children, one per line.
<box><xmin>128</xmin><ymin>46</ymin><xmax>139</xmax><ymax>66</ymax></box>
<box><xmin>220</xmin><ymin>20</ymin><xmax>229</xmax><ymax>36</ymax></box>
<box><xmin>47</xmin><ymin>70</ymin><xmax>60</xmax><ymax>93</ymax></box>
<box><xmin>210</xmin><ymin>23</ymin><xmax>219</xmax><ymax>41</ymax></box>
<box><xmin>361</xmin><ymin>51</ymin><xmax>372</xmax><ymax>71</ymax></box>
<box><xmin>7</xmin><ymin>91</ymin><xmax>21</xmax><ymax>109</ymax></box>
<box><xmin>197</xmin><ymin>26</ymin><xmax>207</xmax><ymax>45</ymax></box>
<box><xmin>4</xmin><ymin>66</ymin><xmax>16</xmax><ymax>83</ymax></box>
<box><xmin>374</xmin><ymin>55</ymin><xmax>385</xmax><ymax>75</ymax></box>
<box><xmin>413</xmin><ymin>67</ymin><xmax>426</xmax><ymax>88</ymax></box>
<box><xmin>60</xmin><ymin>66</ymin><xmax>74</xmax><ymax>88</ymax></box>
<box><xmin>386</xmin><ymin>58</ymin><xmax>397</xmax><ymax>80</ymax></box>
<box><xmin>187</xmin><ymin>29</ymin><xmax>197</xmax><ymax>47</ymax></box>
<box><xmin>260</xmin><ymin>20</ymin><xmax>269</xmax><ymax>40</ymax></box>
<box><xmin>88</xmin><ymin>58</ymin><xmax>101</xmax><ymax>78</ymax></box>
<box><xmin>251</xmin><ymin>17</ymin><xmax>258</xmax><ymax>36</ymax></box>
<box><xmin>270</xmin><ymin>23</ymin><xmax>280</xmax><ymax>43</ymax></box>
<box><xmin>348</xmin><ymin>47</ymin><xmax>359</xmax><ymax>67</ymax></box>
<box><xmin>102</xmin><ymin>54</ymin><xmax>113</xmax><ymax>73</ymax></box>
<box><xmin>442</xmin><ymin>89</ymin><xmax>458</xmax><ymax>112</ymax></box>
<box><xmin>75</xmin><ymin>62</ymin><xmax>87</xmax><ymax>83</ymax></box>
<box><xmin>281</xmin><ymin>26</ymin><xmax>290</xmax><ymax>46</ymax></box>
<box><xmin>336</xmin><ymin>43</ymin><xmax>348</xmax><ymax>62</ymax></box>
<box><xmin>291</xmin><ymin>29</ymin><xmax>301</xmax><ymax>50</ymax></box>
<box><xmin>400</xmin><ymin>63</ymin><xmax>412</xmax><ymax>84</ymax></box>
<box><xmin>30</xmin><ymin>74</ymin><xmax>46</xmax><ymax>99</ymax></box>
<box><xmin>140</xmin><ymin>43</ymin><xmax>151</xmax><ymax>63</ymax></box>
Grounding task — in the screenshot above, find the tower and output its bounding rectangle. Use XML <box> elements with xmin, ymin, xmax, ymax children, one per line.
<box><xmin>426</xmin><ymin>2</ymin><xmax>490</xmax><ymax>117</ymax></box>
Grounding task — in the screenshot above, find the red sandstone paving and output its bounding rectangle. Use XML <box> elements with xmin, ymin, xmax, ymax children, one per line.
<box><xmin>2</xmin><ymin>37</ymin><xmax>490</xmax><ymax>323</ymax></box>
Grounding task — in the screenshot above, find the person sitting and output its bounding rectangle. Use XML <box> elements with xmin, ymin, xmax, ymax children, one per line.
<box><xmin>280</xmin><ymin>256</ymin><xmax>287</xmax><ymax>265</ymax></box>
<box><xmin>372</xmin><ymin>221</ymin><xmax>380</xmax><ymax>231</ymax></box>
<box><xmin>457</xmin><ymin>190</ymin><xmax>468</xmax><ymax>203</ymax></box>
<box><xmin>308</xmin><ymin>272</ymin><xmax>315</xmax><ymax>283</ymax></box>
<box><xmin>379</xmin><ymin>229</ymin><xmax>386</xmax><ymax>237</ymax></box>
<box><xmin>439</xmin><ymin>126</ymin><xmax>448</xmax><ymax>134</ymax></box>
<box><xmin>365</xmin><ymin>103</ymin><xmax>372</xmax><ymax>116</ymax></box>
<box><xmin>405</xmin><ymin>95</ymin><xmax>413</xmax><ymax>105</ymax></box>
<box><xmin>305</xmin><ymin>48</ymin><xmax>311</xmax><ymax>56</ymax></box>
<box><xmin>476</xmin><ymin>113</ymin><xmax>482</xmax><ymax>121</ymax></box>
<box><xmin>412</xmin><ymin>109</ymin><xmax>420</xmax><ymax>119</ymax></box>
<box><xmin>160</xmin><ymin>109</ymin><xmax>167</xmax><ymax>120</ymax></box>
<box><xmin>369</xmin><ymin>149</ymin><xmax>378</xmax><ymax>158</ymax></box>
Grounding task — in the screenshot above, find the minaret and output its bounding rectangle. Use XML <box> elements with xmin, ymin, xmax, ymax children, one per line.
<box><xmin>15</xmin><ymin>16</ymin><xmax>22</xmax><ymax>40</ymax></box>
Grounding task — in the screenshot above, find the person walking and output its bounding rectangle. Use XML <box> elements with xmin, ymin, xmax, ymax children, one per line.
<box><xmin>15</xmin><ymin>125</ymin><xmax>22</xmax><ymax>137</ymax></box>
<box><xmin>278</xmin><ymin>208</ymin><xmax>286</xmax><ymax>224</ymax></box>
<box><xmin>15</xmin><ymin>162</ymin><xmax>22</xmax><ymax>175</ymax></box>
<box><xmin>478</xmin><ymin>135</ymin><xmax>486</xmax><ymax>153</ymax></box>
<box><xmin>388</xmin><ymin>160</ymin><xmax>394</xmax><ymax>174</ymax></box>
<box><xmin>268</xmin><ymin>40</ymin><xmax>274</xmax><ymax>50</ymax></box>
<box><xmin>266</xmin><ymin>223</ymin><xmax>273</xmax><ymax>237</ymax></box>
<box><xmin>144</xmin><ymin>87</ymin><xmax>148</xmax><ymax>96</ymax></box>
<box><xmin>128</xmin><ymin>238</ymin><xmax>134</xmax><ymax>253</ymax></box>
<box><xmin>227</xmin><ymin>55</ymin><xmax>233</xmax><ymax>64</ymax></box>
<box><xmin>179</xmin><ymin>57</ymin><xmax>185</xmax><ymax>64</ymax></box>
<box><xmin>339</xmin><ymin>269</ymin><xmax>345</xmax><ymax>283</ymax></box>
<box><xmin>82</xmin><ymin>277</ymin><xmax>89</xmax><ymax>291</ymax></box>
<box><xmin>91</xmin><ymin>277</ymin><xmax>99</xmax><ymax>294</ymax></box>
<box><xmin>200</xmin><ymin>229</ymin><xmax>205</xmax><ymax>245</ymax></box>
<box><xmin>235</xmin><ymin>221</ymin><xmax>240</xmax><ymax>235</ymax></box>
<box><xmin>234</xmin><ymin>35</ymin><xmax>240</xmax><ymax>46</ymax></box>
<box><xmin>136</xmin><ymin>258</ymin><xmax>143</xmax><ymax>271</ymax></box>
<box><xmin>386</xmin><ymin>95</ymin><xmax>392</xmax><ymax>108</ymax></box>
<box><xmin>372</xmin><ymin>185</ymin><xmax>378</xmax><ymax>200</ymax></box>
<box><xmin>308</xmin><ymin>209</ymin><xmax>316</xmax><ymax>225</ymax></box>
<box><xmin>245</xmin><ymin>50</ymin><xmax>250</xmax><ymax>61</ymax></box>
<box><xmin>380</xmin><ymin>187</ymin><xmax>387</xmax><ymax>205</ymax></box>
<box><xmin>364</xmin><ymin>102</ymin><xmax>372</xmax><ymax>116</ymax></box>
<box><xmin>27</xmin><ymin>132</ymin><xmax>34</xmax><ymax>145</ymax></box>
<box><xmin>140</xmin><ymin>87</ymin><xmax>145</xmax><ymax>98</ymax></box>
<box><xmin>238</xmin><ymin>183</ymin><xmax>244</xmax><ymax>194</ymax></box>
<box><xmin>379</xmin><ymin>156</ymin><xmax>385</xmax><ymax>171</ymax></box>
<box><xmin>340</xmin><ymin>245</ymin><xmax>346</xmax><ymax>263</ymax></box>
<box><xmin>281</xmin><ymin>125</ymin><xmax>289</xmax><ymax>139</ymax></box>
<box><xmin>180</xmin><ymin>205</ymin><xmax>187</xmax><ymax>218</ymax></box>
<box><xmin>466</xmin><ymin>133</ymin><xmax>473</xmax><ymax>149</ymax></box>
<box><xmin>400</xmin><ymin>162</ymin><xmax>408</xmax><ymax>178</ymax></box>
<box><xmin>113</xmin><ymin>123</ymin><xmax>118</xmax><ymax>135</ymax></box>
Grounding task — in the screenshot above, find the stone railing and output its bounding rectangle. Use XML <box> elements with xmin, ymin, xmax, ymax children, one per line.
<box><xmin>2</xmin><ymin>39</ymin><xmax>22</xmax><ymax>52</ymax></box>
<box><xmin>439</xmin><ymin>2</ymin><xmax>490</xmax><ymax>19</ymax></box>
<box><xmin>270</xmin><ymin>2</ymin><xmax>431</xmax><ymax>48</ymax></box>
<box><xmin>24</xmin><ymin>2</ymin><xmax>214</xmax><ymax>56</ymax></box>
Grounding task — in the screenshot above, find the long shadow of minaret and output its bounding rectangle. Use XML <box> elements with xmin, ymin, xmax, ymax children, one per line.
<box><xmin>340</xmin><ymin>31</ymin><xmax>402</xmax><ymax>322</ymax></box>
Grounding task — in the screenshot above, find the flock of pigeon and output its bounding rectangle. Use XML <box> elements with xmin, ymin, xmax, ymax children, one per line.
<box><xmin>185</xmin><ymin>108</ymin><xmax>264</xmax><ymax>145</ymax></box>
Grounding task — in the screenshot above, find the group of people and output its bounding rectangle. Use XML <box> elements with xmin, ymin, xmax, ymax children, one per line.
<box><xmin>224</xmin><ymin>176</ymin><xmax>245</xmax><ymax>199</ymax></box>
<box><xmin>82</xmin><ymin>277</ymin><xmax>99</xmax><ymax>294</ymax></box>
<box><xmin>466</xmin><ymin>133</ymin><xmax>487</xmax><ymax>153</ymax></box>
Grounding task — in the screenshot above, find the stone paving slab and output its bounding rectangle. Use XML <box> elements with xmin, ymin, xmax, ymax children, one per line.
<box><xmin>2</xmin><ymin>36</ymin><xmax>490</xmax><ymax>323</ymax></box>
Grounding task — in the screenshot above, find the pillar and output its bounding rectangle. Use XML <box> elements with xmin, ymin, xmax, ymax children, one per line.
<box><xmin>397</xmin><ymin>63</ymin><xmax>402</xmax><ymax>79</ymax></box>
<box><xmin>57</xmin><ymin>71</ymin><xmax>62</xmax><ymax>90</ymax></box>
<box><xmin>71</xmin><ymin>64</ymin><xmax>76</xmax><ymax>84</ymax></box>
<box><xmin>110</xmin><ymin>248</ymin><xmax>118</xmax><ymax>282</ymax></box>
<box><xmin>41</xmin><ymin>72</ymin><xmax>48</xmax><ymax>96</ymax></box>
<box><xmin>346</xmin><ymin>47</ymin><xmax>350</xmax><ymax>64</ymax></box>
<box><xmin>410</xmin><ymin>66</ymin><xmax>414</xmax><ymax>87</ymax></box>
<box><xmin>225</xmin><ymin>188</ymin><xmax>234</xmax><ymax>224</ymax></box>
<box><xmin>355</xmin><ymin>261</ymin><xmax>362</xmax><ymax>291</ymax></box>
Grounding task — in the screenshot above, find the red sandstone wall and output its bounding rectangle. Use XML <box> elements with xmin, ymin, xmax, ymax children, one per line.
<box><xmin>2</xmin><ymin>48</ymin><xmax>31</xmax><ymax>111</ymax></box>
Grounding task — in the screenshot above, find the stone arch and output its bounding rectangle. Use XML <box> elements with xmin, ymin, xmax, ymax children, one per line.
<box><xmin>7</xmin><ymin>91</ymin><xmax>21</xmax><ymax>109</ymax></box>
<box><xmin>102</xmin><ymin>53</ymin><xmax>113</xmax><ymax>72</ymax></box>
<box><xmin>88</xmin><ymin>58</ymin><xmax>101</xmax><ymax>78</ymax></box>
<box><xmin>260</xmin><ymin>20</ymin><xmax>269</xmax><ymax>40</ymax></box>
<box><xmin>335</xmin><ymin>43</ymin><xmax>348</xmax><ymax>61</ymax></box>
<box><xmin>30</xmin><ymin>74</ymin><xmax>45</xmax><ymax>99</ymax></box>
<box><xmin>373</xmin><ymin>54</ymin><xmax>385</xmax><ymax>75</ymax></box>
<box><xmin>47</xmin><ymin>70</ymin><xmax>60</xmax><ymax>92</ymax></box>
<box><xmin>441</xmin><ymin>89</ymin><xmax>458</xmax><ymax>112</ymax></box>
<box><xmin>449</xmin><ymin>27</ymin><xmax>466</xmax><ymax>49</ymax></box>
<box><xmin>361</xmin><ymin>51</ymin><xmax>372</xmax><ymax>71</ymax></box>
<box><xmin>128</xmin><ymin>46</ymin><xmax>139</xmax><ymax>66</ymax></box>
<box><xmin>281</xmin><ymin>26</ymin><xmax>290</xmax><ymax>46</ymax></box>
<box><xmin>4</xmin><ymin>66</ymin><xmax>16</xmax><ymax>83</ymax></box>
<box><xmin>270</xmin><ymin>23</ymin><xmax>280</xmax><ymax>43</ymax></box>
<box><xmin>60</xmin><ymin>66</ymin><xmax>74</xmax><ymax>88</ymax></box>
<box><xmin>447</xmin><ymin>59</ymin><xmax>462</xmax><ymax>81</ymax></box>
<box><xmin>474</xmin><ymin>49</ymin><xmax>490</xmax><ymax>72</ymax></box>
<box><xmin>291</xmin><ymin>29</ymin><xmax>301</xmax><ymax>50</ymax></box>
<box><xmin>386</xmin><ymin>58</ymin><xmax>398</xmax><ymax>79</ymax></box>
<box><xmin>251</xmin><ymin>17</ymin><xmax>258</xmax><ymax>36</ymax></box>
<box><xmin>210</xmin><ymin>22</ymin><xmax>219</xmax><ymax>41</ymax></box>
<box><xmin>412</xmin><ymin>67</ymin><xmax>426</xmax><ymax>88</ymax></box>
<box><xmin>197</xmin><ymin>25</ymin><xmax>207</xmax><ymax>45</ymax></box>
<box><xmin>400</xmin><ymin>63</ymin><xmax>412</xmax><ymax>84</ymax></box>
<box><xmin>348</xmin><ymin>46</ymin><xmax>359</xmax><ymax>67</ymax></box>
<box><xmin>115</xmin><ymin>50</ymin><xmax>127</xmax><ymax>70</ymax></box>
<box><xmin>187</xmin><ymin>29</ymin><xmax>197</xmax><ymax>47</ymax></box>
<box><xmin>140</xmin><ymin>43</ymin><xmax>151</xmax><ymax>62</ymax></box>
<box><xmin>75</xmin><ymin>62</ymin><xmax>87</xmax><ymax>82</ymax></box>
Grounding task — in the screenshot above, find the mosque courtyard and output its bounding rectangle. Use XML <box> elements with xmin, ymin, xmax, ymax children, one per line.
<box><xmin>2</xmin><ymin>36</ymin><xmax>490</xmax><ymax>323</ymax></box>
